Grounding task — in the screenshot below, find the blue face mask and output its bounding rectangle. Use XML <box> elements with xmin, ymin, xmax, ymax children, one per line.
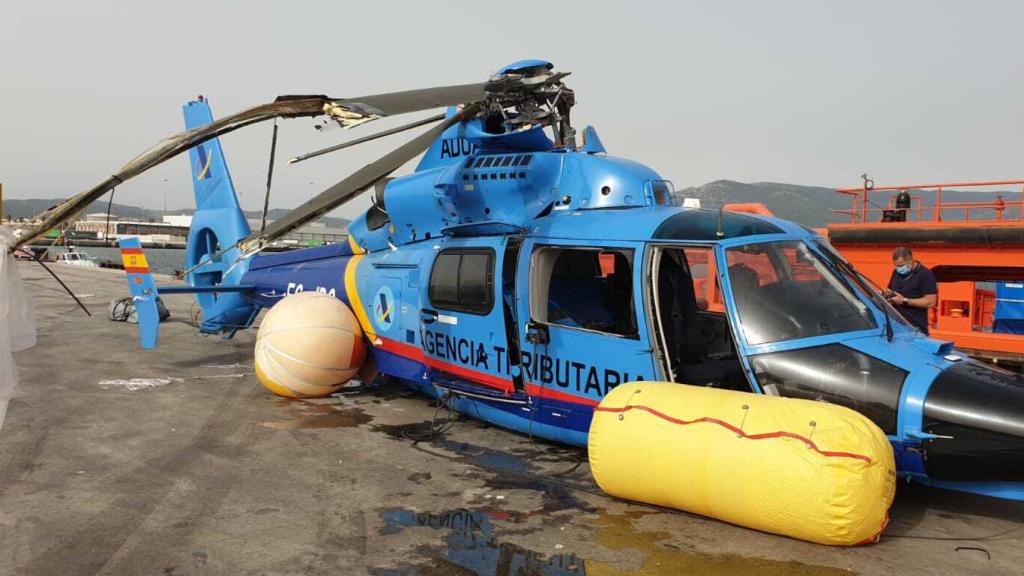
<box><xmin>896</xmin><ymin>264</ymin><xmax>911</xmax><ymax>276</ymax></box>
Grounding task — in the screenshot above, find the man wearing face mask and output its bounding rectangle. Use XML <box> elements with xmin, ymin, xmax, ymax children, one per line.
<box><xmin>884</xmin><ymin>246</ymin><xmax>937</xmax><ymax>334</ymax></box>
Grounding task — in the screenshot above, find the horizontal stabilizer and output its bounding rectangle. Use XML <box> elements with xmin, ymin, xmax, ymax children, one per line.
<box><xmin>117</xmin><ymin>237</ymin><xmax>161</xmax><ymax>349</ymax></box>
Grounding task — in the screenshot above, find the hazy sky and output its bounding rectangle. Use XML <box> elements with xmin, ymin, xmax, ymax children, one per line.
<box><xmin>1</xmin><ymin>1</ymin><xmax>1022</xmax><ymax>219</ymax></box>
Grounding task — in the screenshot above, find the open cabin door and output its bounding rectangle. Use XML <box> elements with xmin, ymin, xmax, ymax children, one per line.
<box><xmin>648</xmin><ymin>244</ymin><xmax>750</xmax><ymax>392</ymax></box>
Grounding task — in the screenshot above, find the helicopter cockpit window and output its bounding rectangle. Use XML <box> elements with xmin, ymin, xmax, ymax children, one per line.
<box><xmin>429</xmin><ymin>249</ymin><xmax>495</xmax><ymax>315</ymax></box>
<box><xmin>749</xmin><ymin>344</ymin><xmax>907</xmax><ymax>433</ymax></box>
<box><xmin>530</xmin><ymin>247</ymin><xmax>638</xmax><ymax>338</ymax></box>
<box><xmin>726</xmin><ymin>240</ymin><xmax>875</xmax><ymax>345</ymax></box>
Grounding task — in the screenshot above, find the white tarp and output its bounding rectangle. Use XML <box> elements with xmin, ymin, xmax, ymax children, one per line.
<box><xmin>0</xmin><ymin>226</ymin><xmax>37</xmax><ymax>430</ymax></box>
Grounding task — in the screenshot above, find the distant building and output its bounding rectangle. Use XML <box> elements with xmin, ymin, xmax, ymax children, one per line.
<box><xmin>74</xmin><ymin>214</ymin><xmax>190</xmax><ymax>243</ymax></box>
<box><xmin>245</xmin><ymin>219</ymin><xmax>348</xmax><ymax>246</ymax></box>
<box><xmin>162</xmin><ymin>214</ymin><xmax>194</xmax><ymax>228</ymax></box>
<box><xmin>73</xmin><ymin>212</ymin><xmax>347</xmax><ymax>247</ymax></box>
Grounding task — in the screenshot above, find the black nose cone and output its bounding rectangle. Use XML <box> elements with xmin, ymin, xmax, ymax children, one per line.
<box><xmin>923</xmin><ymin>361</ymin><xmax>1024</xmax><ymax>482</ymax></box>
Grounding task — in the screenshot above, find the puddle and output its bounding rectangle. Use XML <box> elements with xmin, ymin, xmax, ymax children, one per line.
<box><xmin>374</xmin><ymin>423</ymin><xmax>572</xmax><ymax>479</ymax></box>
<box><xmin>259</xmin><ymin>401</ymin><xmax>373</xmax><ymax>431</ymax></box>
<box><xmin>373</xmin><ymin>420</ymin><xmax>440</xmax><ymax>441</ymax></box>
<box><xmin>373</xmin><ymin>421</ymin><xmax>594</xmax><ymax>516</ymax></box>
<box><xmin>585</xmin><ymin>511</ymin><xmax>854</xmax><ymax>576</ymax></box>
<box><xmin>374</xmin><ymin>508</ymin><xmax>853</xmax><ymax>576</ymax></box>
<box><xmin>369</xmin><ymin>423</ymin><xmax>849</xmax><ymax>575</ymax></box>
<box><xmin>374</xmin><ymin>508</ymin><xmax>585</xmax><ymax>576</ymax></box>
<box><xmin>482</xmin><ymin>475</ymin><xmax>594</xmax><ymax>516</ymax></box>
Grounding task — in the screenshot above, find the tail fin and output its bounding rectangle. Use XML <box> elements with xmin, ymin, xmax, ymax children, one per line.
<box><xmin>181</xmin><ymin>97</ymin><xmax>256</xmax><ymax>335</ymax></box>
<box><xmin>184</xmin><ymin>97</ymin><xmax>245</xmax><ymax>212</ymax></box>
<box><xmin>118</xmin><ymin>238</ymin><xmax>161</xmax><ymax>349</ymax></box>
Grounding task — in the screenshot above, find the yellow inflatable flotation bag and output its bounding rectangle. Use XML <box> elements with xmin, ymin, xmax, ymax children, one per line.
<box><xmin>589</xmin><ymin>382</ymin><xmax>896</xmax><ymax>546</ymax></box>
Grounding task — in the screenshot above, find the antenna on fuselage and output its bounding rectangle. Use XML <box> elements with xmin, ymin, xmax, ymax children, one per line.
<box><xmin>716</xmin><ymin>207</ymin><xmax>725</xmax><ymax>238</ymax></box>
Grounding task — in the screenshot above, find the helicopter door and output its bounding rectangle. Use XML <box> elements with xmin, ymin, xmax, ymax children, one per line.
<box><xmin>649</xmin><ymin>245</ymin><xmax>750</xmax><ymax>392</ymax></box>
<box><xmin>517</xmin><ymin>241</ymin><xmax>658</xmax><ymax>439</ymax></box>
<box><xmin>421</xmin><ymin>238</ymin><xmax>519</xmax><ymax>399</ymax></box>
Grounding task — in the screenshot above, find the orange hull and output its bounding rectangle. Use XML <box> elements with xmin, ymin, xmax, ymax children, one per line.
<box><xmin>824</xmin><ymin>179</ymin><xmax>1024</xmax><ymax>367</ymax></box>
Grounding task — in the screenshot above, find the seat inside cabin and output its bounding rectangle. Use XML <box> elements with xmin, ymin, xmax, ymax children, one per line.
<box><xmin>656</xmin><ymin>248</ymin><xmax>748</xmax><ymax>391</ymax></box>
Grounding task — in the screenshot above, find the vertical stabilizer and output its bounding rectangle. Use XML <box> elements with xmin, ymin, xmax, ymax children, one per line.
<box><xmin>181</xmin><ymin>97</ymin><xmax>256</xmax><ymax>335</ymax></box>
<box><xmin>183</xmin><ymin>98</ymin><xmax>246</xmax><ymax>212</ymax></box>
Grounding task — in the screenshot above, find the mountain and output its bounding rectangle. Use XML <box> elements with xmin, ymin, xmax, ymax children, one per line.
<box><xmin>3</xmin><ymin>198</ymin><xmax>159</xmax><ymax>221</ymax></box>
<box><xmin>673</xmin><ymin>180</ymin><xmax>1020</xmax><ymax>228</ymax></box>
<box><xmin>2</xmin><ymin>199</ymin><xmax>350</xmax><ymax>229</ymax></box>
<box><xmin>673</xmin><ymin>181</ymin><xmax>849</xmax><ymax>227</ymax></box>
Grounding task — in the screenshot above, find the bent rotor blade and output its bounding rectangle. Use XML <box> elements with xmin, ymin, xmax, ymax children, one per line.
<box><xmin>289</xmin><ymin>112</ymin><xmax>447</xmax><ymax>165</ymax></box>
<box><xmin>12</xmin><ymin>84</ymin><xmax>490</xmax><ymax>250</ymax></box>
<box><xmin>326</xmin><ymin>83</ymin><xmax>487</xmax><ymax>118</ymax></box>
<box><xmin>12</xmin><ymin>97</ymin><xmax>329</xmax><ymax>248</ymax></box>
<box><xmin>241</xmin><ymin>102</ymin><xmax>483</xmax><ymax>252</ymax></box>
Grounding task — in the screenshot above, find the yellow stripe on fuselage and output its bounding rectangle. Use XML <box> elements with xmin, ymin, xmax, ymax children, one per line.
<box><xmin>344</xmin><ymin>254</ymin><xmax>375</xmax><ymax>342</ymax></box>
<box><xmin>347</xmin><ymin>234</ymin><xmax>365</xmax><ymax>255</ymax></box>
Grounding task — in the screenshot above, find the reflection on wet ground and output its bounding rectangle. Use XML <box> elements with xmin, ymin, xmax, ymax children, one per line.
<box><xmin>373</xmin><ymin>508</ymin><xmax>586</xmax><ymax>576</ymax></box>
<box><xmin>372</xmin><ymin>507</ymin><xmax>853</xmax><ymax>576</ymax></box>
<box><xmin>585</xmin><ymin>511</ymin><xmax>854</xmax><ymax>576</ymax></box>
<box><xmin>367</xmin><ymin>418</ymin><xmax>853</xmax><ymax>576</ymax></box>
<box><xmin>255</xmin><ymin>396</ymin><xmax>859</xmax><ymax>574</ymax></box>
<box><xmin>258</xmin><ymin>399</ymin><xmax>374</xmax><ymax>430</ymax></box>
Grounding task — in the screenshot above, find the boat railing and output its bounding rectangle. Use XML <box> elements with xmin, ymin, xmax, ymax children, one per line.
<box><xmin>833</xmin><ymin>179</ymin><xmax>1024</xmax><ymax>224</ymax></box>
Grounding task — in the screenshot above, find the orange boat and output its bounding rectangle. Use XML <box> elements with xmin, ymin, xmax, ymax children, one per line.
<box><xmin>821</xmin><ymin>179</ymin><xmax>1024</xmax><ymax>370</ymax></box>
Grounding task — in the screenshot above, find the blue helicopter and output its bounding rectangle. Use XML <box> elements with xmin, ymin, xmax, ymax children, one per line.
<box><xmin>58</xmin><ymin>60</ymin><xmax>1024</xmax><ymax>503</ymax></box>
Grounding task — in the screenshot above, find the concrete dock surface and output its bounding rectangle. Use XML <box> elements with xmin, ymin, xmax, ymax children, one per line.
<box><xmin>1</xmin><ymin>262</ymin><xmax>1022</xmax><ymax>575</ymax></box>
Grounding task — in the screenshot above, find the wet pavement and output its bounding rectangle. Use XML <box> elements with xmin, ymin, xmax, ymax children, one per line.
<box><xmin>1</xmin><ymin>263</ymin><xmax>1023</xmax><ymax>575</ymax></box>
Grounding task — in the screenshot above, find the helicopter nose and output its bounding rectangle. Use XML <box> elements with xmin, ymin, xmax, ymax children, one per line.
<box><xmin>922</xmin><ymin>361</ymin><xmax>1024</xmax><ymax>482</ymax></box>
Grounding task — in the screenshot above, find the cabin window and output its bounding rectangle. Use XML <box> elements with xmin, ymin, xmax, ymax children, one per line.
<box><xmin>429</xmin><ymin>249</ymin><xmax>495</xmax><ymax>315</ymax></box>
<box><xmin>726</xmin><ymin>240</ymin><xmax>875</xmax><ymax>345</ymax></box>
<box><xmin>530</xmin><ymin>246</ymin><xmax>638</xmax><ymax>338</ymax></box>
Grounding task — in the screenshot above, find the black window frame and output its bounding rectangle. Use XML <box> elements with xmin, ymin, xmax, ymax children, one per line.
<box><xmin>428</xmin><ymin>248</ymin><xmax>496</xmax><ymax>315</ymax></box>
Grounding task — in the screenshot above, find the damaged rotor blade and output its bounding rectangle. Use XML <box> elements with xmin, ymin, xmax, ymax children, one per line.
<box><xmin>326</xmin><ymin>83</ymin><xmax>487</xmax><ymax>119</ymax></box>
<box><xmin>241</xmin><ymin>102</ymin><xmax>483</xmax><ymax>252</ymax></box>
<box><xmin>12</xmin><ymin>85</ymin><xmax>491</xmax><ymax>250</ymax></box>
<box><xmin>290</xmin><ymin>113</ymin><xmax>447</xmax><ymax>165</ymax></box>
<box><xmin>11</xmin><ymin>71</ymin><xmax>563</xmax><ymax>250</ymax></box>
<box><xmin>12</xmin><ymin>97</ymin><xmax>330</xmax><ymax>249</ymax></box>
